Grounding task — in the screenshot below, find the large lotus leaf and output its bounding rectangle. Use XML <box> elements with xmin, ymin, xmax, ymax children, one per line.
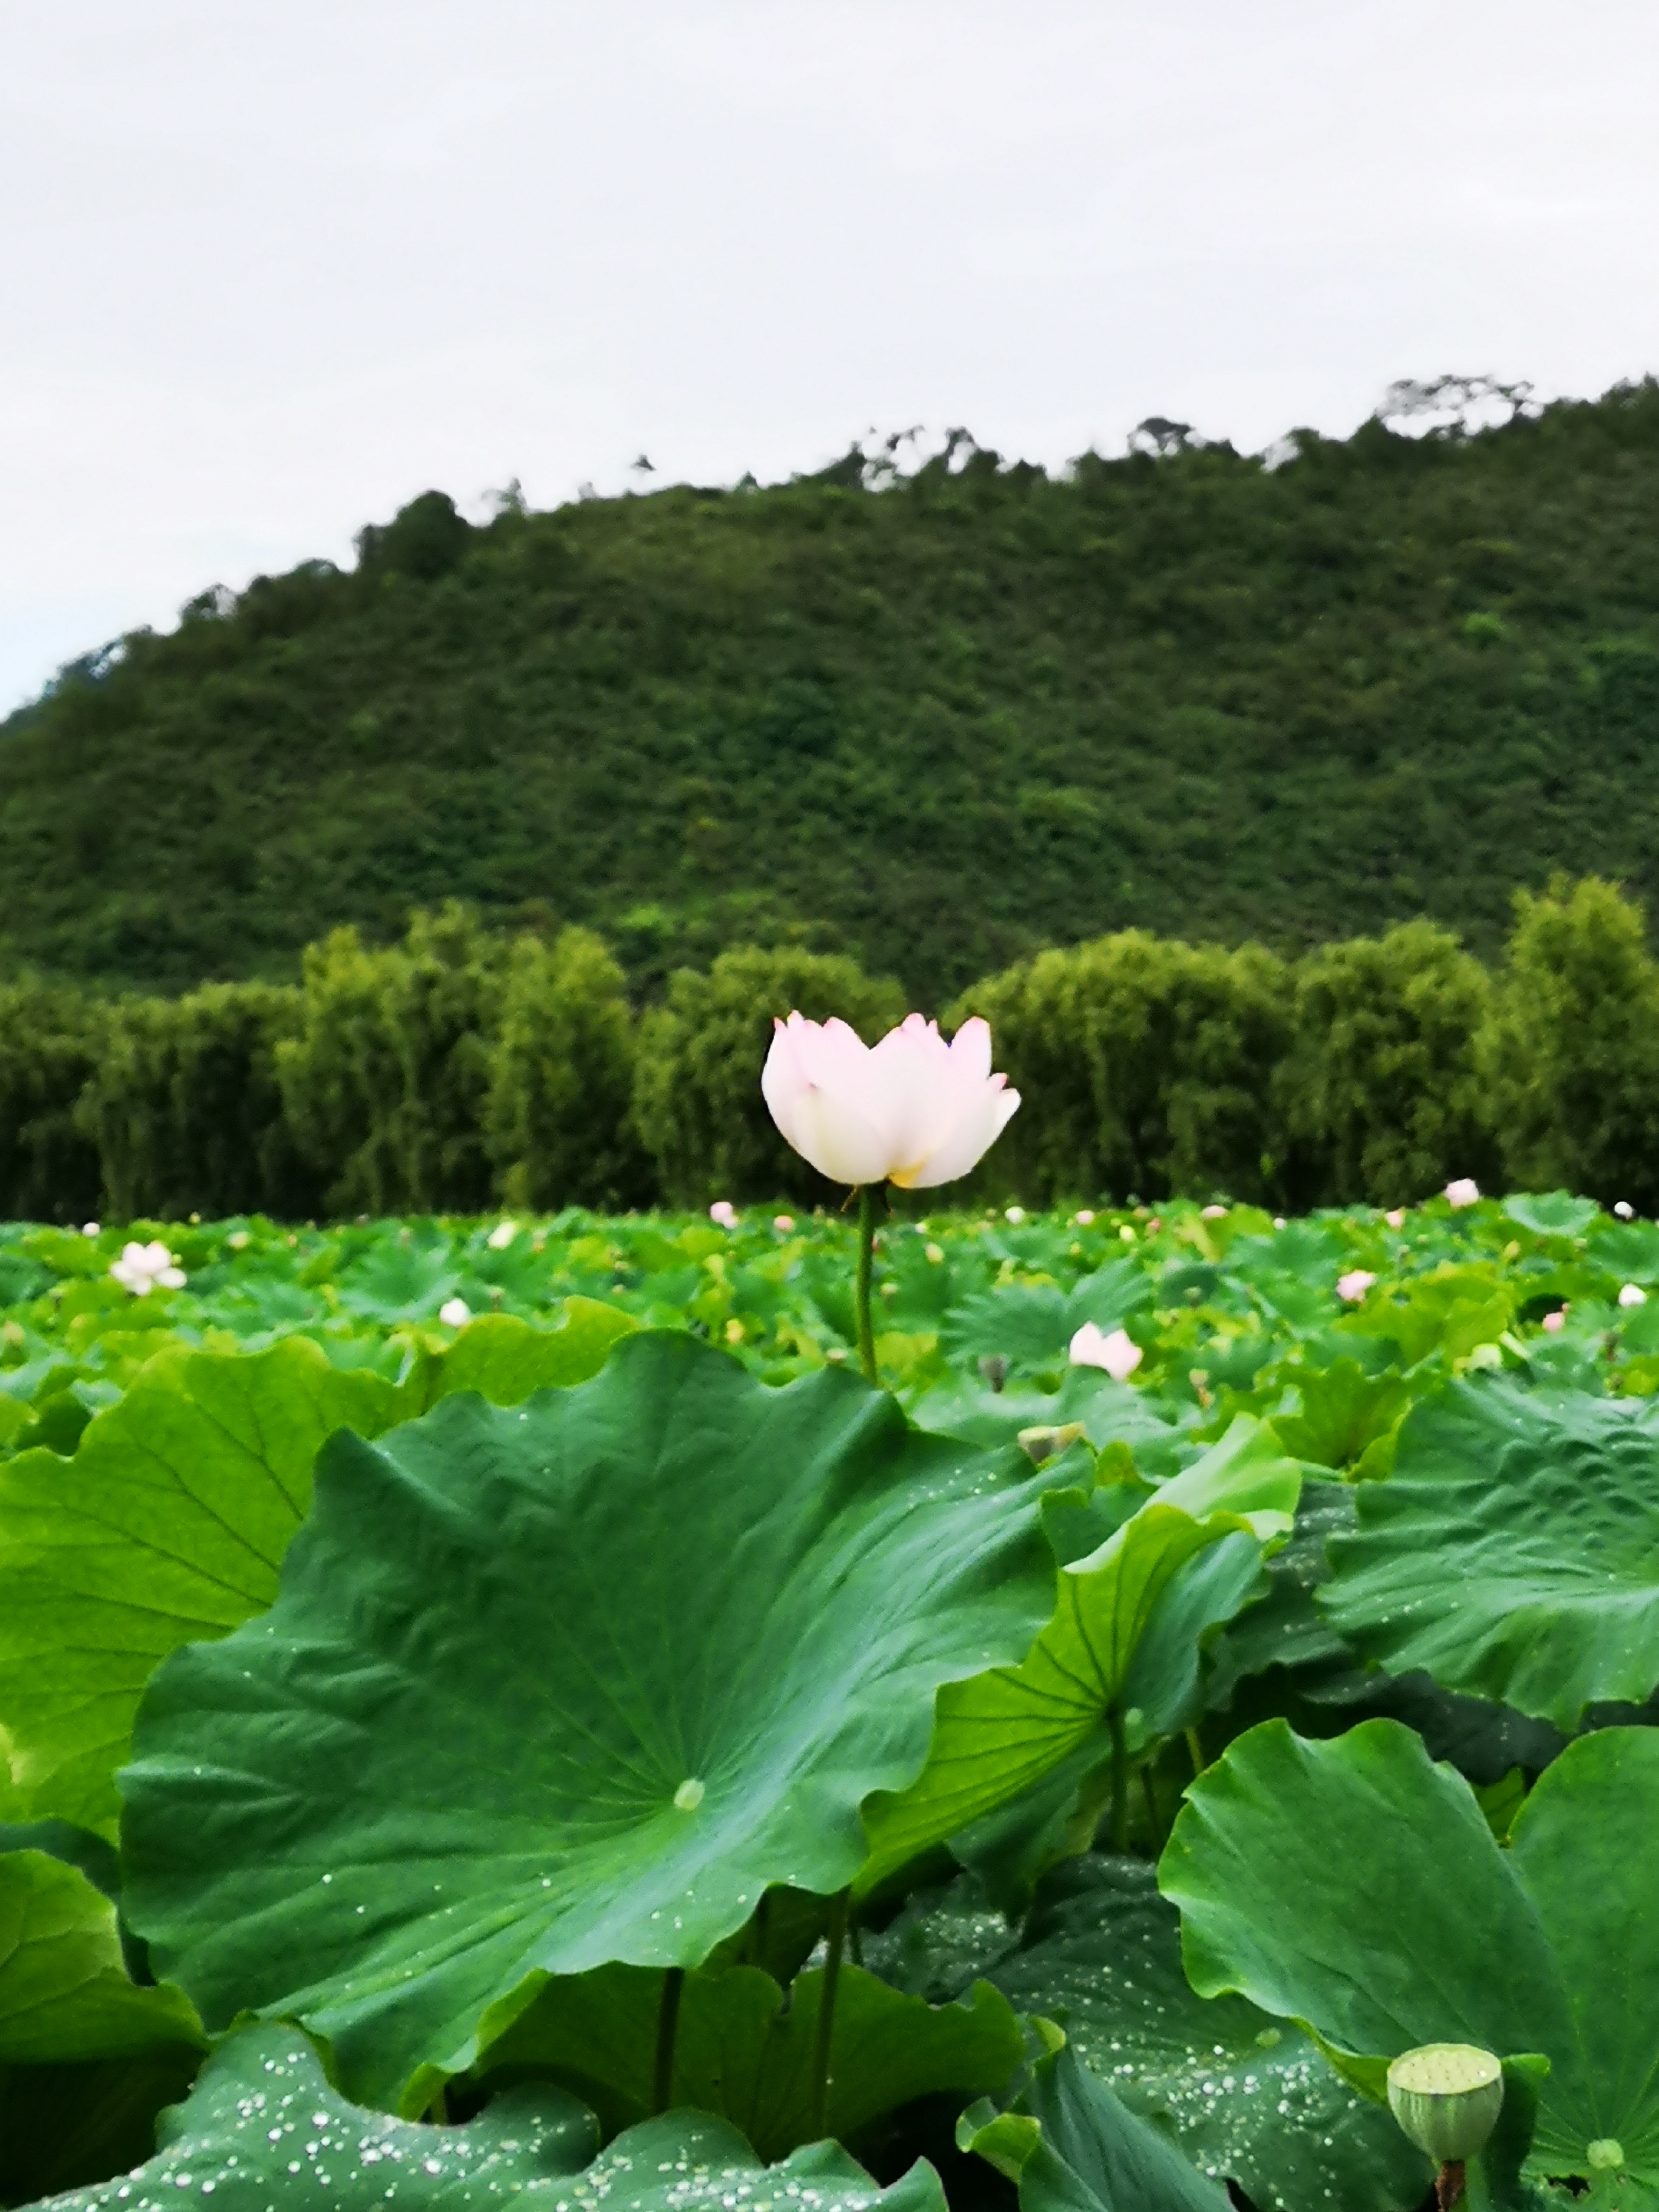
<box><xmin>1319</xmin><ymin>1379</ymin><xmax>1659</xmax><ymax>1728</ymax></box>
<box><xmin>25</xmin><ymin>2020</ymin><xmax>951</xmax><ymax>2212</ymax></box>
<box><xmin>121</xmin><ymin>1333</ymin><xmax>1059</xmax><ymax>2114</ymax></box>
<box><xmin>986</xmin><ymin>1856</ymin><xmax>1427</xmax><ymax>2212</ymax></box>
<box><xmin>0</xmin><ymin>1313</ymin><xmax>638</xmax><ymax>1837</ymax></box>
<box><xmin>1159</xmin><ymin>1719</ymin><xmax>1659</xmax><ymax>2190</ymax></box>
<box><xmin>959</xmin><ymin>2041</ymin><xmax>1228</xmax><ymax>2212</ymax></box>
<box><xmin>0</xmin><ymin>1846</ymin><xmax>201</xmax><ymax>2062</ymax></box>
<box><xmin>0</xmin><ymin>1338</ymin><xmax>403</xmax><ymax>1834</ymax></box>
<box><xmin>1151</xmin><ymin>1416</ymin><xmax>1301</xmax><ymax>1533</ymax></box>
<box><xmin>414</xmin><ymin>1302</ymin><xmax>642</xmax><ymax>1409</ymax></box>
<box><xmin>858</xmin><ymin>1503</ymin><xmax>1274</xmax><ymax>1896</ymax></box>
<box><xmin>1269</xmin><ymin>1359</ymin><xmax>1410</xmax><ymax>1471</ymax></box>
<box><xmin>479</xmin><ymin>1958</ymin><xmax>1024</xmax><ymax>2157</ymax></box>
<box><xmin>1503</xmin><ymin>1191</ymin><xmax>1603</xmax><ymax>1241</ymax></box>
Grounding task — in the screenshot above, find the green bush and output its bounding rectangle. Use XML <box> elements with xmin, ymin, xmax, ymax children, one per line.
<box><xmin>276</xmin><ymin>905</ymin><xmax>506</xmax><ymax>1215</ymax></box>
<box><xmin>1481</xmin><ymin>875</ymin><xmax>1659</xmax><ymax>1210</ymax></box>
<box><xmin>1278</xmin><ymin>920</ymin><xmax>1496</xmax><ymax>1207</ymax></box>
<box><xmin>79</xmin><ymin>981</ymin><xmax>317</xmax><ymax>1221</ymax></box>
<box><xmin>486</xmin><ymin>927</ymin><xmax>651</xmax><ymax>1210</ymax></box>
<box><xmin>954</xmin><ymin>931</ymin><xmax>1293</xmax><ymax>1205</ymax></box>
<box><xmin>0</xmin><ymin>979</ymin><xmax>104</xmax><ymax>1223</ymax></box>
<box><xmin>634</xmin><ymin>946</ymin><xmax>905</xmax><ymax>1205</ymax></box>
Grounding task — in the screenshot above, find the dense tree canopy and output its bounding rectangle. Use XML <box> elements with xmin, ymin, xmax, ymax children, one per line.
<box><xmin>4</xmin><ymin>382</ymin><xmax>1659</xmax><ymax>1004</ymax></box>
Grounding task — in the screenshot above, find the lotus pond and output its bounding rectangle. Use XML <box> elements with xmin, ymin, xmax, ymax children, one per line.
<box><xmin>0</xmin><ymin>1189</ymin><xmax>1655</xmax><ymax>2211</ymax></box>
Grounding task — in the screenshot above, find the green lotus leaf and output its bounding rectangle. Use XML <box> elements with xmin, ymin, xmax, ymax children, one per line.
<box><xmin>0</xmin><ymin>1338</ymin><xmax>403</xmax><ymax>1834</ymax></box>
<box><xmin>1502</xmin><ymin>1193</ymin><xmax>1602</xmax><ymax>1241</ymax></box>
<box><xmin>24</xmin><ymin>2020</ymin><xmax>951</xmax><ymax>2212</ymax></box>
<box><xmin>958</xmin><ymin>2040</ymin><xmax>1227</xmax><ymax>2212</ymax></box>
<box><xmin>0</xmin><ymin>1843</ymin><xmax>202</xmax><ymax>2063</ymax></box>
<box><xmin>1159</xmin><ymin>1719</ymin><xmax>1659</xmax><ymax>2190</ymax></box>
<box><xmin>479</xmin><ymin>1959</ymin><xmax>1024</xmax><ymax>2157</ymax></box>
<box><xmin>121</xmin><ymin>1334</ymin><xmax>1059</xmax><ymax>2113</ymax></box>
<box><xmin>1318</xmin><ymin>1380</ymin><xmax>1659</xmax><ymax>1728</ymax></box>
<box><xmin>986</xmin><ymin>1856</ymin><xmax>1427</xmax><ymax>2212</ymax></box>
<box><xmin>1270</xmin><ymin>1359</ymin><xmax>1410</xmax><ymax>1472</ymax></box>
<box><xmin>420</xmin><ymin>1301</ymin><xmax>639</xmax><ymax>1405</ymax></box>
<box><xmin>859</xmin><ymin>1496</ymin><xmax>1279</xmax><ymax>1896</ymax></box>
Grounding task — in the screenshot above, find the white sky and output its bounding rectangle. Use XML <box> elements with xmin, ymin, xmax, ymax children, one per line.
<box><xmin>3</xmin><ymin>0</ymin><xmax>1657</xmax><ymax>711</ymax></box>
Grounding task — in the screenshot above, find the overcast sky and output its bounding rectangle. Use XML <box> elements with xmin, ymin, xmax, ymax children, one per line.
<box><xmin>3</xmin><ymin>0</ymin><xmax>1657</xmax><ymax>710</ymax></box>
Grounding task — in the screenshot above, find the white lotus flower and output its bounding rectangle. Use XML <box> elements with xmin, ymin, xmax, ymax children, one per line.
<box><xmin>1618</xmin><ymin>1282</ymin><xmax>1647</xmax><ymax>1309</ymax></box>
<box><xmin>438</xmin><ymin>1296</ymin><xmax>471</xmax><ymax>1327</ymax></box>
<box><xmin>1386</xmin><ymin>1208</ymin><xmax>1407</xmax><ymax>1228</ymax></box>
<box><xmin>709</xmin><ymin>1200</ymin><xmax>738</xmax><ymax>1228</ymax></box>
<box><xmin>1201</xmin><ymin>1204</ymin><xmax>1228</xmax><ymax>1220</ymax></box>
<box><xmin>1444</xmin><ymin>1178</ymin><xmax>1480</xmax><ymax>1208</ymax></box>
<box><xmin>81</xmin><ymin>1221</ymin><xmax>100</xmax><ymax>1237</ymax></box>
<box><xmin>1004</xmin><ymin>1205</ymin><xmax>1025</xmax><ymax>1225</ymax></box>
<box><xmin>1069</xmin><ymin>1321</ymin><xmax>1143</xmax><ymax>1381</ymax></box>
<box><xmin>1615</xmin><ymin>1201</ymin><xmax>1635</xmax><ymax>1221</ymax></box>
<box><xmin>1337</xmin><ymin>1269</ymin><xmax>1376</xmax><ymax>1303</ymax></box>
<box><xmin>109</xmin><ymin>1241</ymin><xmax>186</xmax><ymax>1296</ymax></box>
<box><xmin>762</xmin><ymin>1011</ymin><xmax>1019</xmax><ymax>1189</ymax></box>
<box><xmin>487</xmin><ymin>1221</ymin><xmax>518</xmax><ymax>1250</ymax></box>
<box><xmin>1073</xmin><ymin>1210</ymin><xmax>1095</xmax><ymax>1227</ymax></box>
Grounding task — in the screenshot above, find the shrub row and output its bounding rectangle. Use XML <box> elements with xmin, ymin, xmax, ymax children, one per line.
<box><xmin>1</xmin><ymin>877</ymin><xmax>1652</xmax><ymax>1223</ymax></box>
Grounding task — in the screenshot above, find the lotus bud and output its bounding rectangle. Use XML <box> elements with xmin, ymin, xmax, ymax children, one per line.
<box><xmin>1386</xmin><ymin>2045</ymin><xmax>1504</xmax><ymax>2163</ymax></box>
<box><xmin>1017</xmin><ymin>1421</ymin><xmax>1088</xmax><ymax>1466</ymax></box>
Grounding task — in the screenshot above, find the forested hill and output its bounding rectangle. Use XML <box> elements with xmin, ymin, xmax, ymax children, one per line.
<box><xmin>6</xmin><ymin>381</ymin><xmax>1659</xmax><ymax>1006</ymax></box>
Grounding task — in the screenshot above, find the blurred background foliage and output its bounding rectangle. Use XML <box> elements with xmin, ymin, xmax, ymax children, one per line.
<box><xmin>4</xmin><ymin>876</ymin><xmax>1657</xmax><ymax>1221</ymax></box>
<box><xmin>4</xmin><ymin>382</ymin><xmax>1659</xmax><ymax>1006</ymax></box>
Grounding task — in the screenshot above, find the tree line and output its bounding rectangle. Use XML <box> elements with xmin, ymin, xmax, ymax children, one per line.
<box><xmin>1</xmin><ymin>876</ymin><xmax>1652</xmax><ymax>1224</ymax></box>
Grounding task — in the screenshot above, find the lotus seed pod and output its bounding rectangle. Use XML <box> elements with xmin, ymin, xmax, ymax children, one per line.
<box><xmin>1386</xmin><ymin>2045</ymin><xmax>1504</xmax><ymax>2163</ymax></box>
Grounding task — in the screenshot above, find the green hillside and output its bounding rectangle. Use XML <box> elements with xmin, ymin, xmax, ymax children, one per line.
<box><xmin>6</xmin><ymin>382</ymin><xmax>1659</xmax><ymax>1005</ymax></box>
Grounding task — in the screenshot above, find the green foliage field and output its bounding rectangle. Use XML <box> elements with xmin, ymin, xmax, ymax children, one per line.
<box><xmin>1</xmin><ymin>1188</ymin><xmax>1656</xmax><ymax>2208</ymax></box>
<box><xmin>5</xmin><ymin>385</ymin><xmax>1659</xmax><ymax>1002</ymax></box>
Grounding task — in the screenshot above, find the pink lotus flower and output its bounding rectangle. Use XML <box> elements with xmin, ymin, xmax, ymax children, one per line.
<box><xmin>709</xmin><ymin>1201</ymin><xmax>738</xmax><ymax>1228</ymax></box>
<box><xmin>1337</xmin><ymin>1270</ymin><xmax>1376</xmax><ymax>1303</ymax></box>
<box><xmin>1444</xmin><ymin>1179</ymin><xmax>1480</xmax><ymax>1209</ymax></box>
<box><xmin>1542</xmin><ymin>1308</ymin><xmax>1567</xmax><ymax>1333</ymax></box>
<box><xmin>773</xmin><ymin>1213</ymin><xmax>795</xmax><ymax>1233</ymax></box>
<box><xmin>1385</xmin><ymin>1208</ymin><xmax>1406</xmax><ymax>1228</ymax></box>
<box><xmin>1069</xmin><ymin>1321</ymin><xmax>1143</xmax><ymax>1381</ymax></box>
<box><xmin>1201</xmin><ymin>1204</ymin><xmax>1228</xmax><ymax>1220</ymax></box>
<box><xmin>762</xmin><ymin>1011</ymin><xmax>1019</xmax><ymax>1188</ymax></box>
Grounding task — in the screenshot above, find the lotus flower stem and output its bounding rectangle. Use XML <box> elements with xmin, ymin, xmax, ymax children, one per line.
<box><xmin>1436</xmin><ymin>2163</ymin><xmax>1465</xmax><ymax>2211</ymax></box>
<box><xmin>653</xmin><ymin>1966</ymin><xmax>685</xmax><ymax>2114</ymax></box>
<box><xmin>1186</xmin><ymin>1726</ymin><xmax>1207</xmax><ymax>1778</ymax></box>
<box><xmin>854</xmin><ymin>1186</ymin><xmax>880</xmax><ymax>1385</ymax></box>
<box><xmin>809</xmin><ymin>1888</ymin><xmax>851</xmax><ymax>2140</ymax></box>
<box><xmin>1108</xmin><ymin>1706</ymin><xmax>1130</xmax><ymax>1852</ymax></box>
